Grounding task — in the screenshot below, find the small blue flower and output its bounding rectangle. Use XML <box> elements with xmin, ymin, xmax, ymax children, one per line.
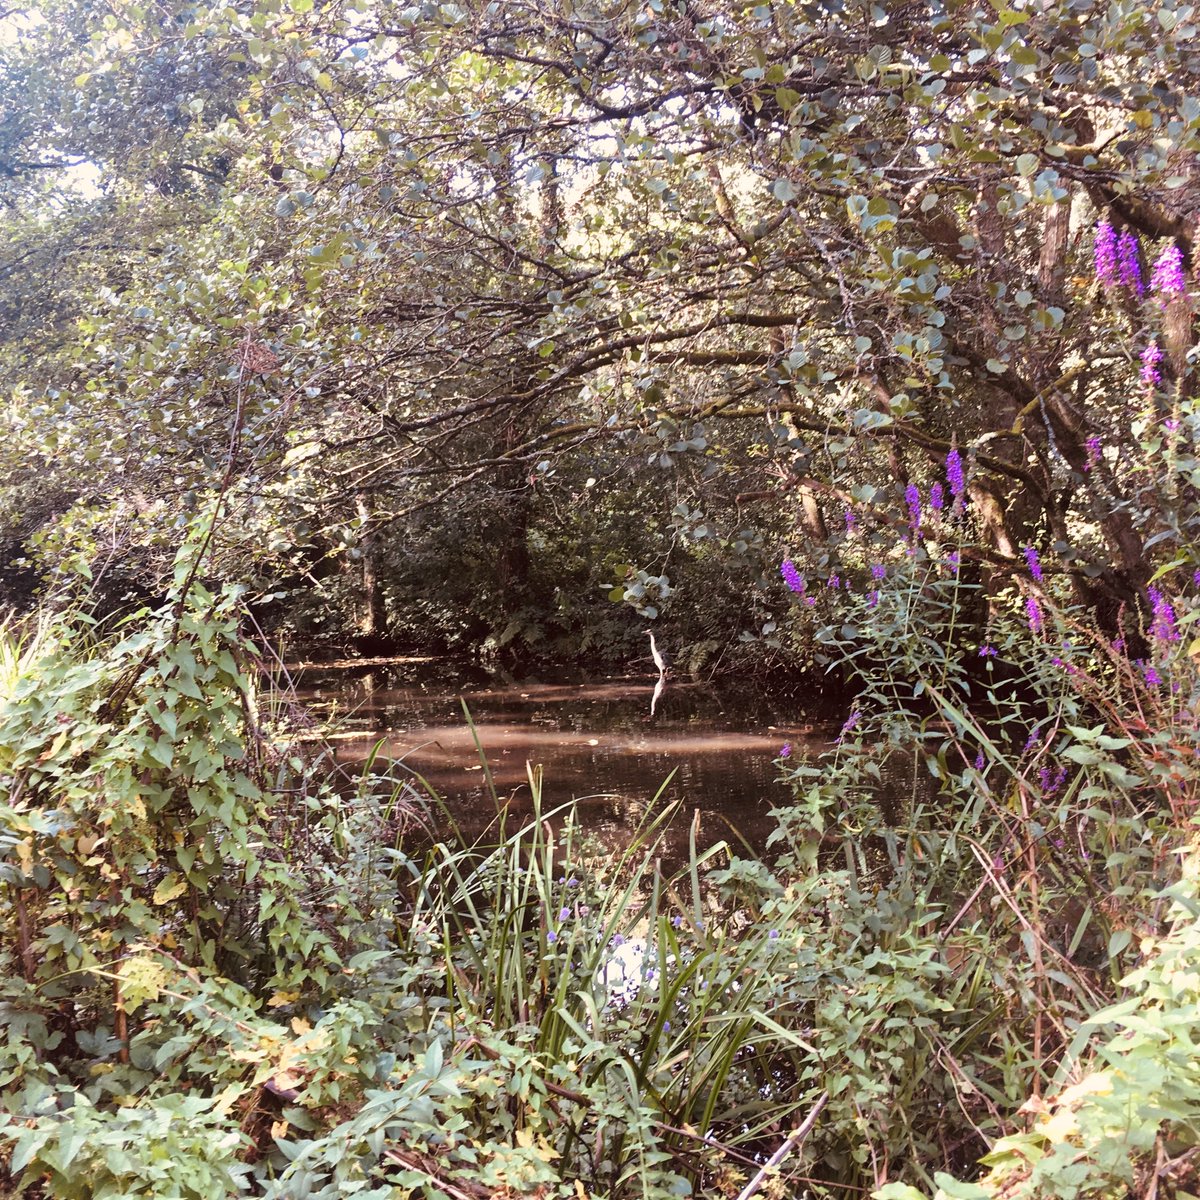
<box><xmin>559</xmin><ymin>907</ymin><xmax>571</xmax><ymax>921</ymax></box>
<box><xmin>768</xmin><ymin>929</ymin><xmax>780</xmax><ymax>940</ymax></box>
<box><xmin>671</xmin><ymin>914</ymin><xmax>683</xmax><ymax>929</ymax></box>
<box><xmin>547</xmin><ymin>931</ymin><xmax>558</xmax><ymax>944</ymax></box>
<box><xmin>611</xmin><ymin>934</ymin><xmax>626</xmax><ymax>948</ymax></box>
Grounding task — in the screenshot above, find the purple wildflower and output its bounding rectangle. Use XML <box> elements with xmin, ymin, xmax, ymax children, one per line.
<box><xmin>868</xmin><ymin>590</ymin><xmax>880</xmax><ymax>608</ymax></box>
<box><xmin>1150</xmin><ymin>244</ymin><xmax>1187</xmax><ymax>299</ymax></box>
<box><xmin>844</xmin><ymin>509</ymin><xmax>856</xmax><ymax>532</ymax></box>
<box><xmin>905</xmin><ymin>482</ymin><xmax>921</xmax><ymax>529</ymax></box>
<box><xmin>1024</xmin><ymin>729</ymin><xmax>1041</xmax><ymax>752</ymax></box>
<box><xmin>611</xmin><ymin>934</ymin><xmax>625</xmax><ymax>948</ymax></box>
<box><xmin>871</xmin><ymin>564</ymin><xmax>886</xmax><ymax>580</ymax></box>
<box><xmin>946</xmin><ymin>448</ymin><xmax>965</xmax><ymax>505</ymax></box>
<box><xmin>974</xmin><ymin>751</ymin><xmax>985</xmax><ymax>771</ymax></box>
<box><xmin>828</xmin><ymin>573</ymin><xmax>841</xmax><ymax>589</ymax></box>
<box><xmin>1085</xmin><ymin>434</ymin><xmax>1102</xmax><ymax>471</ymax></box>
<box><xmin>780</xmin><ymin>559</ymin><xmax>805</xmax><ymax>594</ymax></box>
<box><xmin>1194</xmin><ymin>568</ymin><xmax>1200</xmax><ymax>587</ymax></box>
<box><xmin>779</xmin><ymin>743</ymin><xmax>792</xmax><ymax>758</ymax></box>
<box><xmin>547</xmin><ymin>930</ymin><xmax>558</xmax><ymax>944</ymax></box>
<box><xmin>1117</xmin><ymin>230</ymin><xmax>1144</xmax><ymax>295</ymax></box>
<box><xmin>1143</xmin><ymin>663</ymin><xmax>1162</xmax><ymax>687</ymax></box>
<box><xmin>945</xmin><ymin>551</ymin><xmax>961</xmax><ymax>570</ymax></box>
<box><xmin>1140</xmin><ymin>341</ymin><xmax>1163</xmax><ymax>388</ymax></box>
<box><xmin>671</xmin><ymin>914</ymin><xmax>683</xmax><ymax>929</ymax></box>
<box><xmin>1024</xmin><ymin>546</ymin><xmax>1044</xmax><ymax>582</ymax></box>
<box><xmin>840</xmin><ymin>711</ymin><xmax>860</xmax><ymax>738</ymax></box>
<box><xmin>768</xmin><ymin>929</ymin><xmax>780</xmax><ymax>940</ymax></box>
<box><xmin>1093</xmin><ymin>220</ymin><xmax>1119</xmax><ymax>288</ymax></box>
<box><xmin>979</xmin><ymin>645</ymin><xmax>998</xmax><ymax>657</ymax></box>
<box><xmin>559</xmin><ymin>907</ymin><xmax>571</xmax><ymax>921</ymax></box>
<box><xmin>1148</xmin><ymin>586</ymin><xmax>1179</xmax><ymax>641</ymax></box>
<box><xmin>1026</xmin><ymin>595</ymin><xmax>1043</xmax><ymax>634</ymax></box>
<box><xmin>929</xmin><ymin>482</ymin><xmax>945</xmax><ymax>512</ymax></box>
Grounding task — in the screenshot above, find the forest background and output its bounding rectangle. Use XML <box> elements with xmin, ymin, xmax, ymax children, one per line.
<box><xmin>2</xmin><ymin>0</ymin><xmax>1200</xmax><ymax>1197</ymax></box>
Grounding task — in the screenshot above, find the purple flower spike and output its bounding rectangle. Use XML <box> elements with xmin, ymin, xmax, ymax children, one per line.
<box><xmin>905</xmin><ymin>482</ymin><xmax>921</xmax><ymax>529</ymax></box>
<box><xmin>1140</xmin><ymin>341</ymin><xmax>1163</xmax><ymax>388</ymax></box>
<box><xmin>946</xmin><ymin>448</ymin><xmax>965</xmax><ymax>504</ymax></box>
<box><xmin>1151</xmin><ymin>244</ymin><xmax>1187</xmax><ymax>299</ymax></box>
<box><xmin>844</xmin><ymin>509</ymin><xmax>856</xmax><ymax>532</ymax></box>
<box><xmin>1143</xmin><ymin>663</ymin><xmax>1162</xmax><ymax>687</ymax></box>
<box><xmin>1148</xmin><ymin>586</ymin><xmax>1179</xmax><ymax>642</ymax></box>
<box><xmin>1194</xmin><ymin>568</ymin><xmax>1200</xmax><ymax>587</ymax></box>
<box><xmin>929</xmin><ymin>482</ymin><xmax>945</xmax><ymax>512</ymax></box>
<box><xmin>979</xmin><ymin>645</ymin><xmax>997</xmax><ymax>657</ymax></box>
<box><xmin>871</xmin><ymin>564</ymin><xmax>886</xmax><ymax>580</ymax></box>
<box><xmin>1094</xmin><ymin>221</ymin><xmax>1119</xmax><ymax>288</ymax></box>
<box><xmin>1024</xmin><ymin>546</ymin><xmax>1044</xmax><ymax>582</ymax></box>
<box><xmin>1117</xmin><ymin>230</ymin><xmax>1144</xmax><ymax>295</ymax></box>
<box><xmin>1026</xmin><ymin>595</ymin><xmax>1043</xmax><ymax>634</ymax></box>
<box><xmin>780</xmin><ymin>559</ymin><xmax>805</xmax><ymax>593</ymax></box>
<box><xmin>779</xmin><ymin>743</ymin><xmax>792</xmax><ymax>758</ymax></box>
<box><xmin>1085</xmin><ymin>434</ymin><xmax>1102</xmax><ymax>471</ymax></box>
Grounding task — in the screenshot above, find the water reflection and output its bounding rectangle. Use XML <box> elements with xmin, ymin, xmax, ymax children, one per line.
<box><xmin>287</xmin><ymin>659</ymin><xmax>840</xmax><ymax>858</ymax></box>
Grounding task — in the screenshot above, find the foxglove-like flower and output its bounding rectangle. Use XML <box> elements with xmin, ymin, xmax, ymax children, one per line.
<box><xmin>1026</xmin><ymin>595</ymin><xmax>1043</xmax><ymax>633</ymax></box>
<box><xmin>1148</xmin><ymin>586</ymin><xmax>1179</xmax><ymax>641</ymax></box>
<box><xmin>1024</xmin><ymin>546</ymin><xmax>1044</xmax><ymax>582</ymax></box>
<box><xmin>946</xmin><ymin>448</ymin><xmax>965</xmax><ymax>504</ymax></box>
<box><xmin>1117</xmin><ymin>230</ymin><xmax>1144</xmax><ymax>295</ymax></box>
<box><xmin>929</xmin><ymin>482</ymin><xmax>945</xmax><ymax>512</ymax></box>
<box><xmin>1150</xmin><ymin>244</ymin><xmax>1187</xmax><ymax>298</ymax></box>
<box><xmin>1093</xmin><ymin>220</ymin><xmax>1118</xmax><ymax>288</ymax></box>
<box><xmin>780</xmin><ymin>559</ymin><xmax>805</xmax><ymax>593</ymax></box>
<box><xmin>905</xmin><ymin>482</ymin><xmax>921</xmax><ymax>528</ymax></box>
<box><xmin>1140</xmin><ymin>341</ymin><xmax>1163</xmax><ymax>388</ymax></box>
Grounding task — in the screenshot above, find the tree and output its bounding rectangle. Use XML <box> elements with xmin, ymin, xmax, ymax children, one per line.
<box><xmin>1</xmin><ymin>0</ymin><xmax>1197</xmax><ymax>657</ymax></box>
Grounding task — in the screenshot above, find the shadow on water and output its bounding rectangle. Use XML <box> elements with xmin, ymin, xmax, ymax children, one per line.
<box><xmin>286</xmin><ymin>658</ymin><xmax>844</xmax><ymax>861</ymax></box>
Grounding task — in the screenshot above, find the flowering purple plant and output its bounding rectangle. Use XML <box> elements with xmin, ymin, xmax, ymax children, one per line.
<box><xmin>1148</xmin><ymin>586</ymin><xmax>1179</xmax><ymax>641</ymax></box>
<box><xmin>1085</xmin><ymin>434</ymin><xmax>1102</xmax><ymax>471</ymax></box>
<box><xmin>1093</xmin><ymin>220</ymin><xmax>1118</xmax><ymax>288</ymax></box>
<box><xmin>929</xmin><ymin>482</ymin><xmax>945</xmax><ymax>512</ymax></box>
<box><xmin>780</xmin><ymin>559</ymin><xmax>805</xmax><ymax>594</ymax></box>
<box><xmin>1150</xmin><ymin>244</ymin><xmax>1187</xmax><ymax>299</ymax></box>
<box><xmin>871</xmin><ymin>564</ymin><xmax>886</xmax><ymax>580</ymax></box>
<box><xmin>1023</xmin><ymin>546</ymin><xmax>1044</xmax><ymax>583</ymax></box>
<box><xmin>1140</xmin><ymin>341</ymin><xmax>1163</xmax><ymax>388</ymax></box>
<box><xmin>905</xmin><ymin>482</ymin><xmax>921</xmax><ymax>529</ymax></box>
<box><xmin>1117</xmin><ymin>230</ymin><xmax>1144</xmax><ymax>295</ymax></box>
<box><xmin>946</xmin><ymin>448</ymin><xmax>965</xmax><ymax>505</ymax></box>
<box><xmin>979</xmin><ymin>644</ymin><xmax>997</xmax><ymax>657</ymax></box>
<box><xmin>779</xmin><ymin>743</ymin><xmax>792</xmax><ymax>758</ymax></box>
<box><xmin>844</xmin><ymin>509</ymin><xmax>856</xmax><ymax>532</ymax></box>
<box><xmin>1026</xmin><ymin>595</ymin><xmax>1043</xmax><ymax>634</ymax></box>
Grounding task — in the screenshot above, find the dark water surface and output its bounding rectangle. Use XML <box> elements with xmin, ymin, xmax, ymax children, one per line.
<box><xmin>289</xmin><ymin>658</ymin><xmax>842</xmax><ymax>858</ymax></box>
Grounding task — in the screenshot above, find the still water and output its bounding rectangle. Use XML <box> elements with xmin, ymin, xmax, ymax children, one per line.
<box><xmin>289</xmin><ymin>657</ymin><xmax>842</xmax><ymax>859</ymax></box>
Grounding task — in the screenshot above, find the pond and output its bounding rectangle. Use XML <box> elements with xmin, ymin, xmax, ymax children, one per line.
<box><xmin>286</xmin><ymin>656</ymin><xmax>846</xmax><ymax>861</ymax></box>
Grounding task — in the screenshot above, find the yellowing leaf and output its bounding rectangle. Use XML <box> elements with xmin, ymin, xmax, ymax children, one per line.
<box><xmin>117</xmin><ymin>955</ymin><xmax>168</xmax><ymax>1012</ymax></box>
<box><xmin>268</xmin><ymin>990</ymin><xmax>300</xmax><ymax>1008</ymax></box>
<box><xmin>152</xmin><ymin>874</ymin><xmax>188</xmax><ymax>905</ymax></box>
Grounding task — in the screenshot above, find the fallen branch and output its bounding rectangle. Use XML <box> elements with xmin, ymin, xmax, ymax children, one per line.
<box><xmin>735</xmin><ymin>1091</ymin><xmax>829</xmax><ymax>1200</ymax></box>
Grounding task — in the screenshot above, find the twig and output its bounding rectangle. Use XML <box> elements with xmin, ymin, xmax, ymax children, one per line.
<box><xmin>735</xmin><ymin>1091</ymin><xmax>828</xmax><ymax>1200</ymax></box>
